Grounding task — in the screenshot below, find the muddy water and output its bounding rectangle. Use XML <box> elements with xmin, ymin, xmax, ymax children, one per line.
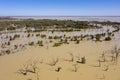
<box><xmin>0</xmin><ymin>40</ymin><xmax>120</xmax><ymax>80</ymax></box>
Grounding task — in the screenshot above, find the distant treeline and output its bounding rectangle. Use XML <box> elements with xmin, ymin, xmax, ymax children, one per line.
<box><xmin>0</xmin><ymin>19</ymin><xmax>120</xmax><ymax>31</ymax></box>
<box><xmin>0</xmin><ymin>17</ymin><xmax>16</xmax><ymax>20</ymax></box>
<box><xmin>92</xmin><ymin>21</ymin><xmax>120</xmax><ymax>26</ymax></box>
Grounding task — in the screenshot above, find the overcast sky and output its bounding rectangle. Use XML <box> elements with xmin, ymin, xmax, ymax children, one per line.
<box><xmin>0</xmin><ymin>0</ymin><xmax>120</xmax><ymax>16</ymax></box>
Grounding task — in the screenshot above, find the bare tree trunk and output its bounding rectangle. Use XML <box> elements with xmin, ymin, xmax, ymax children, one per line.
<box><xmin>98</xmin><ymin>59</ymin><xmax>101</xmax><ymax>67</ymax></box>
<box><xmin>36</xmin><ymin>71</ymin><xmax>39</xmax><ymax>80</ymax></box>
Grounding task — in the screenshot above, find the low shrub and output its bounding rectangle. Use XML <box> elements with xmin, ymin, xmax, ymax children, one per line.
<box><xmin>104</xmin><ymin>36</ymin><xmax>111</xmax><ymax>41</ymax></box>
<box><xmin>53</xmin><ymin>43</ymin><xmax>62</xmax><ymax>47</ymax></box>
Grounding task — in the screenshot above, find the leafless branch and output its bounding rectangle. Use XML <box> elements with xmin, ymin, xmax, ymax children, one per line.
<box><xmin>47</xmin><ymin>57</ymin><xmax>59</xmax><ymax>66</ymax></box>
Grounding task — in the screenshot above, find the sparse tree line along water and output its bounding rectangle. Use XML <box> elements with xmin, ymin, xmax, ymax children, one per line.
<box><xmin>0</xmin><ymin>20</ymin><xmax>120</xmax><ymax>56</ymax></box>
<box><xmin>0</xmin><ymin>19</ymin><xmax>120</xmax><ymax>31</ymax></box>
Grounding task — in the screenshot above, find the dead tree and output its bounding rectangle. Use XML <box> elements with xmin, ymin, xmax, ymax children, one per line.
<box><xmin>47</xmin><ymin>57</ymin><xmax>59</xmax><ymax>66</ymax></box>
<box><xmin>114</xmin><ymin>46</ymin><xmax>120</xmax><ymax>61</ymax></box>
<box><xmin>29</xmin><ymin>60</ymin><xmax>38</xmax><ymax>73</ymax></box>
<box><xmin>100</xmin><ymin>52</ymin><xmax>106</xmax><ymax>62</ymax></box>
<box><xmin>69</xmin><ymin>53</ymin><xmax>74</xmax><ymax>62</ymax></box>
<box><xmin>96</xmin><ymin>74</ymin><xmax>105</xmax><ymax>80</ymax></box>
<box><xmin>39</xmin><ymin>58</ymin><xmax>43</xmax><ymax>64</ymax></box>
<box><xmin>97</xmin><ymin>59</ymin><xmax>101</xmax><ymax>67</ymax></box>
<box><xmin>111</xmin><ymin>45</ymin><xmax>120</xmax><ymax>64</ymax></box>
<box><xmin>103</xmin><ymin>65</ymin><xmax>109</xmax><ymax>71</ymax></box>
<box><xmin>76</xmin><ymin>57</ymin><xmax>86</xmax><ymax>64</ymax></box>
<box><xmin>110</xmin><ymin>50</ymin><xmax>116</xmax><ymax>62</ymax></box>
<box><xmin>17</xmin><ymin>60</ymin><xmax>38</xmax><ymax>75</ymax></box>
<box><xmin>76</xmin><ymin>53</ymin><xmax>81</xmax><ymax>62</ymax></box>
<box><xmin>64</xmin><ymin>53</ymin><xmax>74</xmax><ymax>62</ymax></box>
<box><xmin>36</xmin><ymin>71</ymin><xmax>39</xmax><ymax>80</ymax></box>
<box><xmin>91</xmin><ymin>58</ymin><xmax>101</xmax><ymax>67</ymax></box>
<box><xmin>72</xmin><ymin>64</ymin><xmax>79</xmax><ymax>72</ymax></box>
<box><xmin>55</xmin><ymin>67</ymin><xmax>62</xmax><ymax>72</ymax></box>
<box><xmin>17</xmin><ymin>64</ymin><xmax>29</xmax><ymax>75</ymax></box>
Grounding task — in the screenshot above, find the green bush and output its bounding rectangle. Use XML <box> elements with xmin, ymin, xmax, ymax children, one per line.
<box><xmin>104</xmin><ymin>36</ymin><xmax>111</xmax><ymax>41</ymax></box>
<box><xmin>49</xmin><ymin>40</ymin><xmax>53</xmax><ymax>43</ymax></box>
<box><xmin>37</xmin><ymin>41</ymin><xmax>43</xmax><ymax>46</ymax></box>
<box><xmin>41</xmin><ymin>35</ymin><xmax>46</xmax><ymax>38</ymax></box>
<box><xmin>81</xmin><ymin>57</ymin><xmax>86</xmax><ymax>64</ymax></box>
<box><xmin>95</xmin><ymin>34</ymin><xmax>101</xmax><ymax>41</ymax></box>
<box><xmin>48</xmin><ymin>36</ymin><xmax>53</xmax><ymax>39</ymax></box>
<box><xmin>90</xmin><ymin>35</ymin><xmax>94</xmax><ymax>40</ymax></box>
<box><xmin>60</xmin><ymin>38</ymin><xmax>69</xmax><ymax>44</ymax></box>
<box><xmin>76</xmin><ymin>40</ymin><xmax>80</xmax><ymax>44</ymax></box>
<box><xmin>29</xmin><ymin>42</ymin><xmax>34</xmax><ymax>46</ymax></box>
<box><xmin>53</xmin><ymin>43</ymin><xmax>62</xmax><ymax>47</ymax></box>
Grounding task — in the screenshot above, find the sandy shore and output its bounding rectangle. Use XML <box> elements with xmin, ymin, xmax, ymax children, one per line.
<box><xmin>0</xmin><ymin>40</ymin><xmax>120</xmax><ymax>80</ymax></box>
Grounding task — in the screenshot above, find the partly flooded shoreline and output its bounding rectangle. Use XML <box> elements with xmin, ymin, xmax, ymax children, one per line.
<box><xmin>0</xmin><ymin>19</ymin><xmax>120</xmax><ymax>80</ymax></box>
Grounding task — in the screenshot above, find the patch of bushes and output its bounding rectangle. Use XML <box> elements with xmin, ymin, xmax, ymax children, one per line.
<box><xmin>36</xmin><ymin>34</ymin><xmax>40</xmax><ymax>37</ymax></box>
<box><xmin>76</xmin><ymin>40</ymin><xmax>80</xmax><ymax>44</ymax></box>
<box><xmin>63</xmin><ymin>38</ymin><xmax>69</xmax><ymax>44</ymax></box>
<box><xmin>81</xmin><ymin>57</ymin><xmax>86</xmax><ymax>64</ymax></box>
<box><xmin>76</xmin><ymin>57</ymin><xmax>86</xmax><ymax>64</ymax></box>
<box><xmin>37</xmin><ymin>41</ymin><xmax>43</xmax><ymax>46</ymax></box>
<box><xmin>29</xmin><ymin>42</ymin><xmax>34</xmax><ymax>46</ymax></box>
<box><xmin>41</xmin><ymin>35</ymin><xmax>46</xmax><ymax>38</ymax></box>
<box><xmin>95</xmin><ymin>34</ymin><xmax>101</xmax><ymax>41</ymax></box>
<box><xmin>48</xmin><ymin>36</ymin><xmax>53</xmax><ymax>39</ymax></box>
<box><xmin>104</xmin><ymin>36</ymin><xmax>111</xmax><ymax>41</ymax></box>
<box><xmin>53</xmin><ymin>43</ymin><xmax>62</xmax><ymax>47</ymax></box>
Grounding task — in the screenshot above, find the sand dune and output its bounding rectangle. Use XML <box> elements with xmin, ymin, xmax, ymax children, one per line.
<box><xmin>0</xmin><ymin>40</ymin><xmax>120</xmax><ymax>80</ymax></box>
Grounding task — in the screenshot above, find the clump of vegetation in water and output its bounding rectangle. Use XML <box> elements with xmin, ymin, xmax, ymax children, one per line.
<box><xmin>104</xmin><ymin>36</ymin><xmax>111</xmax><ymax>41</ymax></box>
<box><xmin>60</xmin><ymin>38</ymin><xmax>69</xmax><ymax>44</ymax></box>
<box><xmin>41</xmin><ymin>35</ymin><xmax>46</xmax><ymax>38</ymax></box>
<box><xmin>53</xmin><ymin>43</ymin><xmax>62</xmax><ymax>47</ymax></box>
<box><xmin>90</xmin><ymin>35</ymin><xmax>94</xmax><ymax>40</ymax></box>
<box><xmin>37</xmin><ymin>40</ymin><xmax>43</xmax><ymax>46</ymax></box>
<box><xmin>27</xmin><ymin>33</ymin><xmax>30</xmax><ymax>37</ymax></box>
<box><xmin>48</xmin><ymin>36</ymin><xmax>53</xmax><ymax>39</ymax></box>
<box><xmin>73</xmin><ymin>37</ymin><xmax>78</xmax><ymax>41</ymax></box>
<box><xmin>29</xmin><ymin>42</ymin><xmax>34</xmax><ymax>46</ymax></box>
<box><xmin>64</xmin><ymin>38</ymin><xmax>69</xmax><ymax>44</ymax></box>
<box><xmin>54</xmin><ymin>36</ymin><xmax>60</xmax><ymax>39</ymax></box>
<box><xmin>76</xmin><ymin>40</ymin><xmax>80</xmax><ymax>44</ymax></box>
<box><xmin>95</xmin><ymin>34</ymin><xmax>101</xmax><ymax>41</ymax></box>
<box><xmin>49</xmin><ymin>40</ymin><xmax>53</xmax><ymax>43</ymax></box>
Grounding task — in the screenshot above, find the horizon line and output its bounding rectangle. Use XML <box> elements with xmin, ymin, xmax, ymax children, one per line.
<box><xmin>1</xmin><ymin>15</ymin><xmax>120</xmax><ymax>17</ymax></box>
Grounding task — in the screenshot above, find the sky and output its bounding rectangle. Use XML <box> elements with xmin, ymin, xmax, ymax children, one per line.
<box><xmin>0</xmin><ymin>0</ymin><xmax>120</xmax><ymax>16</ymax></box>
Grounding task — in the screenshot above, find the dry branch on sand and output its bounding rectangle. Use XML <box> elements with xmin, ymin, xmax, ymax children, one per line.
<box><xmin>71</xmin><ymin>64</ymin><xmax>79</xmax><ymax>72</ymax></box>
<box><xmin>17</xmin><ymin>64</ymin><xmax>29</xmax><ymax>75</ymax></box>
<box><xmin>96</xmin><ymin>74</ymin><xmax>105</xmax><ymax>80</ymax></box>
<box><xmin>46</xmin><ymin>57</ymin><xmax>59</xmax><ymax>66</ymax></box>
<box><xmin>29</xmin><ymin>60</ymin><xmax>38</xmax><ymax>73</ymax></box>
<box><xmin>64</xmin><ymin>53</ymin><xmax>74</xmax><ymax>62</ymax></box>
<box><xmin>55</xmin><ymin>67</ymin><xmax>62</xmax><ymax>72</ymax></box>
<box><xmin>99</xmin><ymin>52</ymin><xmax>106</xmax><ymax>62</ymax></box>
<box><xmin>39</xmin><ymin>58</ymin><xmax>43</xmax><ymax>64</ymax></box>
<box><xmin>76</xmin><ymin>57</ymin><xmax>86</xmax><ymax>64</ymax></box>
<box><xmin>17</xmin><ymin>60</ymin><xmax>38</xmax><ymax>75</ymax></box>
<box><xmin>110</xmin><ymin>45</ymin><xmax>120</xmax><ymax>64</ymax></box>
